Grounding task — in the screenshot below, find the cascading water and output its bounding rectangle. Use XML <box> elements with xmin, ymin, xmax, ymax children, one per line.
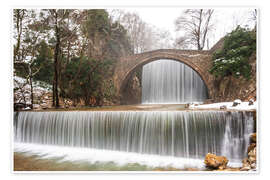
<box><xmin>141</xmin><ymin>59</ymin><xmax>208</xmax><ymax>104</ymax></box>
<box><xmin>14</xmin><ymin>110</ymin><xmax>254</xmax><ymax>166</ymax></box>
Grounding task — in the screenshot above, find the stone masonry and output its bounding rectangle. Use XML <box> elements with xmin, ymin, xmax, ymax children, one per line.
<box><xmin>114</xmin><ymin>49</ymin><xmax>216</xmax><ymax>100</ymax></box>
<box><xmin>113</xmin><ymin>37</ymin><xmax>256</xmax><ymax>103</ymax></box>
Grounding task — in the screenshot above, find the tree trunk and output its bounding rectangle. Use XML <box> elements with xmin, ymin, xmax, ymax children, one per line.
<box><xmin>29</xmin><ymin>76</ymin><xmax>33</xmax><ymax>109</ymax></box>
<box><xmin>53</xmin><ymin>14</ymin><xmax>60</xmax><ymax>108</ymax></box>
<box><xmin>28</xmin><ymin>64</ymin><xmax>34</xmax><ymax>109</ymax></box>
<box><xmin>52</xmin><ymin>80</ymin><xmax>55</xmax><ymax>106</ymax></box>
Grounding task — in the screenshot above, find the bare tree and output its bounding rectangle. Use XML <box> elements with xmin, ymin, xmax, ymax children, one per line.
<box><xmin>119</xmin><ymin>12</ymin><xmax>154</xmax><ymax>53</ymax></box>
<box><xmin>250</xmin><ymin>9</ymin><xmax>257</xmax><ymax>29</ymax></box>
<box><xmin>173</xmin><ymin>36</ymin><xmax>190</xmax><ymax>49</ymax></box>
<box><xmin>175</xmin><ymin>9</ymin><xmax>214</xmax><ymax>50</ymax></box>
<box><xmin>153</xmin><ymin>28</ymin><xmax>173</xmax><ymax>49</ymax></box>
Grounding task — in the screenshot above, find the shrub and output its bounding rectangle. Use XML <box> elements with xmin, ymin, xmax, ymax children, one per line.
<box><xmin>209</xmin><ymin>26</ymin><xmax>256</xmax><ymax>79</ymax></box>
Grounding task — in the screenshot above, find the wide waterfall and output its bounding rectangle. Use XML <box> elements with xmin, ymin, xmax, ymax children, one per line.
<box><xmin>142</xmin><ymin>59</ymin><xmax>208</xmax><ymax>104</ymax></box>
<box><xmin>14</xmin><ymin>111</ymin><xmax>253</xmax><ymax>163</ymax></box>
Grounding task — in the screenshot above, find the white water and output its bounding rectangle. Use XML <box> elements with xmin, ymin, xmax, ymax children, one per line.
<box><xmin>14</xmin><ymin>143</ymin><xmax>208</xmax><ymax>169</ymax></box>
<box><xmin>14</xmin><ymin>111</ymin><xmax>254</xmax><ymax>168</ymax></box>
<box><xmin>142</xmin><ymin>59</ymin><xmax>208</xmax><ymax>104</ymax></box>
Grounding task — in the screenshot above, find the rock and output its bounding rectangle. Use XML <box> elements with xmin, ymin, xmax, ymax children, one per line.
<box><xmin>220</xmin><ymin>105</ymin><xmax>227</xmax><ymax>110</ymax></box>
<box><xmin>250</xmin><ymin>133</ymin><xmax>256</xmax><ymax>143</ymax></box>
<box><xmin>204</xmin><ymin>153</ymin><xmax>228</xmax><ymax>170</ymax></box>
<box><xmin>248</xmin><ymin>147</ymin><xmax>256</xmax><ymax>160</ymax></box>
<box><xmin>248</xmin><ymin>99</ymin><xmax>254</xmax><ymax>105</ymax></box>
<box><xmin>247</xmin><ymin>143</ymin><xmax>256</xmax><ymax>153</ymax></box>
<box><xmin>241</xmin><ymin>132</ymin><xmax>257</xmax><ymax>171</ymax></box>
<box><xmin>14</xmin><ymin>103</ymin><xmax>26</xmax><ymax>111</ymax></box>
<box><xmin>33</xmin><ymin>104</ymin><xmax>41</xmax><ymax>109</ymax></box>
<box><xmin>232</xmin><ymin>99</ymin><xmax>242</xmax><ymax>107</ymax></box>
<box><xmin>250</xmin><ymin>163</ymin><xmax>256</xmax><ymax>169</ymax></box>
<box><xmin>242</xmin><ymin>158</ymin><xmax>250</xmax><ymax>167</ymax></box>
<box><xmin>240</xmin><ymin>166</ymin><xmax>251</xmax><ymax>171</ymax></box>
<box><xmin>44</xmin><ymin>96</ymin><xmax>49</xmax><ymax>100</ymax></box>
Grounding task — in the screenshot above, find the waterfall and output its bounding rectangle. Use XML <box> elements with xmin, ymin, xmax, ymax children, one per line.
<box><xmin>141</xmin><ymin>59</ymin><xmax>208</xmax><ymax>104</ymax></box>
<box><xmin>14</xmin><ymin>111</ymin><xmax>253</xmax><ymax>162</ymax></box>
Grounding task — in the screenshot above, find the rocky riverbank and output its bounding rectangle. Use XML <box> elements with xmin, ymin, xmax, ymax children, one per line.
<box><xmin>203</xmin><ymin>133</ymin><xmax>257</xmax><ymax>171</ymax></box>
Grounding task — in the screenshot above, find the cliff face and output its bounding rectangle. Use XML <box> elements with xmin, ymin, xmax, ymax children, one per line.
<box><xmin>211</xmin><ymin>52</ymin><xmax>256</xmax><ymax>102</ymax></box>
<box><xmin>208</xmin><ymin>36</ymin><xmax>256</xmax><ymax>102</ymax></box>
<box><xmin>120</xmin><ymin>74</ymin><xmax>142</xmax><ymax>105</ymax></box>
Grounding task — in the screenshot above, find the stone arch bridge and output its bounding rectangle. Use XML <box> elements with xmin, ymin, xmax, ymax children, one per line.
<box><xmin>114</xmin><ymin>47</ymin><xmax>220</xmax><ymax>103</ymax></box>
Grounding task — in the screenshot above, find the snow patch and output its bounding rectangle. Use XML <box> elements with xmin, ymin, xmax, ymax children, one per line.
<box><xmin>190</xmin><ymin>101</ymin><xmax>257</xmax><ymax>110</ymax></box>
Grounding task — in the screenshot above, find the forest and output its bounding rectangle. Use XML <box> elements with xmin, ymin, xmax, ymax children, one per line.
<box><xmin>13</xmin><ymin>9</ymin><xmax>256</xmax><ymax>109</ymax></box>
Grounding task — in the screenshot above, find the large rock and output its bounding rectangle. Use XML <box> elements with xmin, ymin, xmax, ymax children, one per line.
<box><xmin>248</xmin><ymin>147</ymin><xmax>256</xmax><ymax>163</ymax></box>
<box><xmin>204</xmin><ymin>153</ymin><xmax>228</xmax><ymax>170</ymax></box>
<box><xmin>240</xmin><ymin>133</ymin><xmax>257</xmax><ymax>171</ymax></box>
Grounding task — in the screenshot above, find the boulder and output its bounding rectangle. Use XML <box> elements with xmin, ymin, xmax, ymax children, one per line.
<box><xmin>204</xmin><ymin>153</ymin><xmax>228</xmax><ymax>170</ymax></box>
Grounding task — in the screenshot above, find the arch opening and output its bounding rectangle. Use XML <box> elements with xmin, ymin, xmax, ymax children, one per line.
<box><xmin>119</xmin><ymin>57</ymin><xmax>210</xmax><ymax>105</ymax></box>
<box><xmin>141</xmin><ymin>59</ymin><xmax>208</xmax><ymax>104</ymax></box>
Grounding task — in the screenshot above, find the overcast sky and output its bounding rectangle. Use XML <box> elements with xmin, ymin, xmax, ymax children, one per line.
<box><xmin>110</xmin><ymin>8</ymin><xmax>255</xmax><ymax>49</ymax></box>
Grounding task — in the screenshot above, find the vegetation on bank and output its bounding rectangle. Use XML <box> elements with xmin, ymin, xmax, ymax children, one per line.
<box><xmin>210</xmin><ymin>26</ymin><xmax>256</xmax><ymax>80</ymax></box>
<box><xmin>14</xmin><ymin>9</ymin><xmax>132</xmax><ymax>107</ymax></box>
<box><xmin>13</xmin><ymin>9</ymin><xmax>257</xmax><ymax>108</ymax></box>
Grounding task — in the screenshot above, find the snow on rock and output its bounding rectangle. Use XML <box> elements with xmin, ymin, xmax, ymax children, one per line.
<box><xmin>190</xmin><ymin>101</ymin><xmax>257</xmax><ymax>110</ymax></box>
<box><xmin>232</xmin><ymin>99</ymin><xmax>242</xmax><ymax>107</ymax></box>
<box><xmin>249</xmin><ymin>99</ymin><xmax>254</xmax><ymax>105</ymax></box>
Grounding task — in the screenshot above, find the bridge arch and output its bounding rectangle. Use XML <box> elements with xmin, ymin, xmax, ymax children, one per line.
<box><xmin>114</xmin><ymin>49</ymin><xmax>214</xmax><ymax>103</ymax></box>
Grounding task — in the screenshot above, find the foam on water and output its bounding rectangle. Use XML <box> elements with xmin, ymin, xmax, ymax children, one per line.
<box><xmin>14</xmin><ymin>143</ymin><xmax>242</xmax><ymax>169</ymax></box>
<box><xmin>14</xmin><ymin>110</ymin><xmax>253</xmax><ymax>169</ymax></box>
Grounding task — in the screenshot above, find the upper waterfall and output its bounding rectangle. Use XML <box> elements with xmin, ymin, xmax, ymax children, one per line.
<box><xmin>141</xmin><ymin>59</ymin><xmax>208</xmax><ymax>104</ymax></box>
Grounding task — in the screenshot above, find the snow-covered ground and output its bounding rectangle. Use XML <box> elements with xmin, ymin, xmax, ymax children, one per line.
<box><xmin>14</xmin><ymin>76</ymin><xmax>52</xmax><ymax>105</ymax></box>
<box><xmin>190</xmin><ymin>101</ymin><xmax>257</xmax><ymax>110</ymax></box>
<box><xmin>14</xmin><ymin>76</ymin><xmax>52</xmax><ymax>91</ymax></box>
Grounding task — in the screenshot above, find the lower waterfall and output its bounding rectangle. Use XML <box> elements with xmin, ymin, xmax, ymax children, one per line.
<box><xmin>14</xmin><ymin>111</ymin><xmax>254</xmax><ymax>165</ymax></box>
<box><xmin>141</xmin><ymin>59</ymin><xmax>208</xmax><ymax>104</ymax></box>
